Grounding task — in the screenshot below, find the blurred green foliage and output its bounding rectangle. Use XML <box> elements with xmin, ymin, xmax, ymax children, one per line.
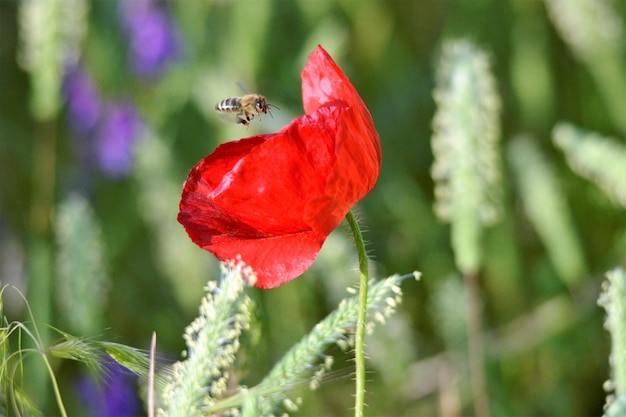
<box><xmin>1</xmin><ymin>0</ymin><xmax>625</xmax><ymax>415</ymax></box>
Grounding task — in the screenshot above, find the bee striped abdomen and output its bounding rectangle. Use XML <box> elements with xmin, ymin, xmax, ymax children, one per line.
<box><xmin>215</xmin><ymin>97</ymin><xmax>242</xmax><ymax>112</ymax></box>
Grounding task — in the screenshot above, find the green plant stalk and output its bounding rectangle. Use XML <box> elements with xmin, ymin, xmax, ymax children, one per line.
<box><xmin>41</xmin><ymin>353</ymin><xmax>68</xmax><ymax>417</ymax></box>
<box><xmin>25</xmin><ymin>239</ymin><xmax>52</xmax><ymax>403</ymax></box>
<box><xmin>346</xmin><ymin>211</ymin><xmax>368</xmax><ymax>417</ymax></box>
<box><xmin>463</xmin><ymin>271</ymin><xmax>490</xmax><ymax>417</ymax></box>
<box><xmin>26</xmin><ymin>121</ymin><xmax>57</xmax><ymax>405</ymax></box>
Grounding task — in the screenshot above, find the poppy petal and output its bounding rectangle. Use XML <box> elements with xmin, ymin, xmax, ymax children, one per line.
<box><xmin>301</xmin><ymin>46</ymin><xmax>382</xmax><ymax>234</ymax></box>
<box><xmin>301</xmin><ymin>46</ymin><xmax>365</xmax><ymax>116</ymax></box>
<box><xmin>198</xmin><ymin>230</ymin><xmax>326</xmax><ymax>289</ymax></box>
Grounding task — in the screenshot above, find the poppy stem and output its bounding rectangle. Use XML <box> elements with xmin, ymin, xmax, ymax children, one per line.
<box><xmin>346</xmin><ymin>210</ymin><xmax>368</xmax><ymax>417</ymax></box>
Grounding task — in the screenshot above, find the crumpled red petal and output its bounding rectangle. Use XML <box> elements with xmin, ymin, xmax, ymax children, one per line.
<box><xmin>301</xmin><ymin>46</ymin><xmax>382</xmax><ymax>233</ymax></box>
<box><xmin>178</xmin><ymin>45</ymin><xmax>381</xmax><ymax>288</ymax></box>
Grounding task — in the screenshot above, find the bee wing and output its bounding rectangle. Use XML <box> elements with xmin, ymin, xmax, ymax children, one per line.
<box><xmin>236</xmin><ymin>82</ymin><xmax>251</xmax><ymax>94</ymax></box>
<box><xmin>217</xmin><ymin>111</ymin><xmax>245</xmax><ymax>125</ymax></box>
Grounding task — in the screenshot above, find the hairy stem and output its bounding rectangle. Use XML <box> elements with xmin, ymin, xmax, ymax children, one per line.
<box><xmin>346</xmin><ymin>211</ymin><xmax>369</xmax><ymax>417</ymax></box>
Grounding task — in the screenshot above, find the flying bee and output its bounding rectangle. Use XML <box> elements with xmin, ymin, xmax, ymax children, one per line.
<box><xmin>215</xmin><ymin>84</ymin><xmax>279</xmax><ymax>128</ymax></box>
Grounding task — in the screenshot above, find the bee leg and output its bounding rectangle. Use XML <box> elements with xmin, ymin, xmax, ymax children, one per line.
<box><xmin>235</xmin><ymin>112</ymin><xmax>250</xmax><ymax>127</ymax></box>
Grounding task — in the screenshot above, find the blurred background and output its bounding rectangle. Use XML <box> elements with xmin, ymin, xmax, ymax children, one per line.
<box><xmin>1</xmin><ymin>0</ymin><xmax>625</xmax><ymax>415</ymax></box>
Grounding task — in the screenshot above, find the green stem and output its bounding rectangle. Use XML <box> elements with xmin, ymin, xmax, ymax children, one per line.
<box><xmin>41</xmin><ymin>354</ymin><xmax>68</xmax><ymax>417</ymax></box>
<box><xmin>26</xmin><ymin>121</ymin><xmax>56</xmax><ymax>409</ymax></box>
<box><xmin>463</xmin><ymin>271</ymin><xmax>490</xmax><ymax>417</ymax></box>
<box><xmin>346</xmin><ymin>211</ymin><xmax>368</xmax><ymax>417</ymax></box>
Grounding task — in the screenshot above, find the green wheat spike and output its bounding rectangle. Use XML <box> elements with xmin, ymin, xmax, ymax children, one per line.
<box><xmin>598</xmin><ymin>269</ymin><xmax>626</xmax><ymax>408</ymax></box>
<box><xmin>544</xmin><ymin>0</ymin><xmax>623</xmax><ymax>62</ymax></box>
<box><xmin>229</xmin><ymin>273</ymin><xmax>411</xmax><ymax>417</ymax></box>
<box><xmin>158</xmin><ymin>261</ymin><xmax>255</xmax><ymax>417</ymax></box>
<box><xmin>544</xmin><ymin>0</ymin><xmax>626</xmax><ymax>134</ymax></box>
<box><xmin>431</xmin><ymin>39</ymin><xmax>503</xmax><ymax>274</ymax></box>
<box><xmin>604</xmin><ymin>392</ymin><xmax>626</xmax><ymax>417</ymax></box>
<box><xmin>553</xmin><ymin>123</ymin><xmax>626</xmax><ymax>208</ymax></box>
<box><xmin>98</xmin><ymin>341</ymin><xmax>152</xmax><ymax>379</ymax></box>
<box><xmin>508</xmin><ymin>135</ymin><xmax>588</xmax><ymax>289</ymax></box>
<box><xmin>18</xmin><ymin>0</ymin><xmax>88</xmax><ymax>120</ymax></box>
<box><xmin>55</xmin><ymin>194</ymin><xmax>109</xmax><ymax>335</ymax></box>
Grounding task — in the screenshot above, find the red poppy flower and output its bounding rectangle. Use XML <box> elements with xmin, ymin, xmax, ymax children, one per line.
<box><xmin>178</xmin><ymin>45</ymin><xmax>381</xmax><ymax>288</ymax></box>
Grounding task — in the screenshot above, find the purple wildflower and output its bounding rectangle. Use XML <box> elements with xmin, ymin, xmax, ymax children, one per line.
<box><xmin>95</xmin><ymin>102</ymin><xmax>143</xmax><ymax>178</ymax></box>
<box><xmin>75</xmin><ymin>357</ymin><xmax>140</xmax><ymax>417</ymax></box>
<box><xmin>62</xmin><ymin>65</ymin><xmax>143</xmax><ymax>180</ymax></box>
<box><xmin>63</xmin><ymin>66</ymin><xmax>102</xmax><ymax>134</ymax></box>
<box><xmin>119</xmin><ymin>0</ymin><xmax>183</xmax><ymax>77</ymax></box>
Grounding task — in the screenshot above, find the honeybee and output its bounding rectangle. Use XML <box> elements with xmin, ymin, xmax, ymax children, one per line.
<box><xmin>215</xmin><ymin>84</ymin><xmax>278</xmax><ymax>128</ymax></box>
